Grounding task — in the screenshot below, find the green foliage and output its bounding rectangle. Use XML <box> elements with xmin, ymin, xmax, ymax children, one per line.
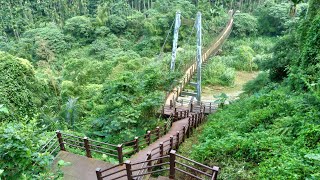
<box><xmin>203</xmin><ymin>57</ymin><xmax>235</xmax><ymax>86</ymax></box>
<box><xmin>1</xmin><ymin>25</ymin><xmax>68</xmax><ymax>61</ymax></box>
<box><xmin>220</xmin><ymin>37</ymin><xmax>276</xmax><ymax>72</ymax></box>
<box><xmin>0</xmin><ymin>120</ymin><xmax>55</xmax><ymax>179</ymax></box>
<box><xmin>233</xmin><ymin>45</ymin><xmax>257</xmax><ymax>71</ymax></box>
<box><xmin>214</xmin><ymin>93</ymin><xmax>228</xmax><ymax>108</ymax></box>
<box><xmin>63</xmin><ymin>98</ymin><xmax>79</xmax><ymax>130</ymax></box>
<box><xmin>64</xmin><ymin>16</ymin><xmax>94</xmax><ymax>43</ymax></box>
<box><xmin>0</xmin><ymin>105</ymin><xmax>9</xmax><ymax>115</ymax></box>
<box><xmin>189</xmin><ymin>87</ymin><xmax>320</xmax><ymax>179</ymax></box>
<box><xmin>293</xmin><ymin>12</ymin><xmax>320</xmax><ymax>86</ymax></box>
<box><xmin>0</xmin><ymin>52</ymin><xmax>45</xmax><ymax>121</ymax></box>
<box><xmin>243</xmin><ymin>72</ymin><xmax>271</xmax><ymax>95</ymax></box>
<box><xmin>261</xmin><ymin>33</ymin><xmax>299</xmax><ymax>81</ymax></box>
<box><xmin>22</xmin><ymin>25</ymin><xmax>68</xmax><ymax>61</ymax></box>
<box><xmin>108</xmin><ymin>15</ymin><xmax>127</xmax><ymax>34</ymax></box>
<box><xmin>185</xmin><ymin>2</ymin><xmax>320</xmax><ymax>179</ymax></box>
<box><xmin>232</xmin><ymin>13</ymin><xmax>258</xmax><ymax>37</ymax></box>
<box><xmin>62</xmin><ymin>58</ymin><xmax>113</xmax><ymax>85</ymax></box>
<box><xmin>255</xmin><ymin>2</ymin><xmax>291</xmax><ymax>35</ymax></box>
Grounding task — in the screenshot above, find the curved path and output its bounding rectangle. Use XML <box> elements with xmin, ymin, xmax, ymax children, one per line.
<box><xmin>104</xmin><ymin>107</ymin><xmax>198</xmax><ymax>179</ymax></box>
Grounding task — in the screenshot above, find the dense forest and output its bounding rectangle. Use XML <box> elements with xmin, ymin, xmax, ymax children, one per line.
<box><xmin>0</xmin><ymin>0</ymin><xmax>319</xmax><ymax>179</ymax></box>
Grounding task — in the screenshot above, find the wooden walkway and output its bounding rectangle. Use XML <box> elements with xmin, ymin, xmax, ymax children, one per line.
<box><xmin>52</xmin><ymin>151</ymin><xmax>113</xmax><ymax>180</ymax></box>
<box><xmin>96</xmin><ymin>107</ymin><xmax>200</xmax><ymax>179</ymax></box>
<box><xmin>53</xmin><ymin>109</ymin><xmax>203</xmax><ymax>180</ymax></box>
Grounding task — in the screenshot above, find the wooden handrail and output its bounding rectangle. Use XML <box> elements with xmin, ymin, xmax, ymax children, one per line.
<box><xmin>175</xmin><ymin>161</ymin><xmax>212</xmax><ymax>177</ymax></box>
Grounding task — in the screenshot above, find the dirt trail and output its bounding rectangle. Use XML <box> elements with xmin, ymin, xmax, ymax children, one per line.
<box><xmin>202</xmin><ymin>71</ymin><xmax>259</xmax><ymax>102</ymax></box>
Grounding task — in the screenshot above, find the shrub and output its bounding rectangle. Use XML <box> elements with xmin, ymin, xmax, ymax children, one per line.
<box><xmin>22</xmin><ymin>25</ymin><xmax>68</xmax><ymax>59</ymax></box>
<box><xmin>63</xmin><ymin>58</ymin><xmax>113</xmax><ymax>86</ymax></box>
<box><xmin>64</xmin><ymin>16</ymin><xmax>94</xmax><ymax>42</ymax></box>
<box><xmin>232</xmin><ymin>13</ymin><xmax>258</xmax><ymax>37</ymax></box>
<box><xmin>108</xmin><ymin>15</ymin><xmax>127</xmax><ymax>34</ymax></box>
<box><xmin>0</xmin><ymin>121</ymin><xmax>54</xmax><ymax>179</ymax></box>
<box><xmin>243</xmin><ymin>72</ymin><xmax>271</xmax><ymax>95</ymax></box>
<box><xmin>255</xmin><ymin>2</ymin><xmax>291</xmax><ymax>35</ymax></box>
<box><xmin>0</xmin><ymin>52</ymin><xmax>45</xmax><ymax>121</ymax></box>
<box><xmin>203</xmin><ymin>58</ymin><xmax>235</xmax><ymax>86</ymax></box>
<box><xmin>233</xmin><ymin>45</ymin><xmax>257</xmax><ymax>71</ymax></box>
<box><xmin>260</xmin><ymin>34</ymin><xmax>299</xmax><ymax>82</ymax></box>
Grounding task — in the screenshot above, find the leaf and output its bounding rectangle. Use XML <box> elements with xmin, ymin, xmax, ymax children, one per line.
<box><xmin>305</xmin><ymin>154</ymin><xmax>320</xmax><ymax>161</ymax></box>
<box><xmin>0</xmin><ymin>104</ymin><xmax>9</xmax><ymax>114</ymax></box>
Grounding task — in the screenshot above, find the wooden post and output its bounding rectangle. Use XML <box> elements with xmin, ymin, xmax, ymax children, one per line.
<box><xmin>174</xmin><ymin>108</ymin><xmax>177</xmax><ymax>115</ymax></box>
<box><xmin>147</xmin><ymin>151</ymin><xmax>152</xmax><ymax>172</ymax></box>
<box><xmin>147</xmin><ymin>131</ymin><xmax>151</xmax><ymax>145</ymax></box>
<box><xmin>202</xmin><ymin>112</ymin><xmax>205</xmax><ymax>123</ymax></box>
<box><xmin>117</xmin><ymin>144</ymin><xmax>123</xmax><ymax>163</ymax></box>
<box><xmin>187</xmin><ymin>110</ymin><xmax>189</xmax><ymax>117</ymax></box>
<box><xmin>212</xmin><ymin>166</ymin><xmax>220</xmax><ymax>180</ymax></box>
<box><xmin>191</xmin><ymin>115</ymin><xmax>195</xmax><ymax>132</ymax></box>
<box><xmin>175</xmin><ymin>111</ymin><xmax>178</xmax><ymax>121</ymax></box>
<box><xmin>156</xmin><ymin>127</ymin><xmax>160</xmax><ymax>139</ymax></box>
<box><xmin>170</xmin><ymin>100</ymin><xmax>173</xmax><ymax>109</ymax></box>
<box><xmin>195</xmin><ymin>113</ymin><xmax>198</xmax><ymax>127</ymax></box>
<box><xmin>164</xmin><ymin>124</ymin><xmax>167</xmax><ymax>134</ymax></box>
<box><xmin>187</xmin><ymin>118</ymin><xmax>191</xmax><ymax>138</ymax></box>
<box><xmin>134</xmin><ymin>137</ymin><xmax>139</xmax><ymax>153</ymax></box>
<box><xmin>159</xmin><ymin>142</ymin><xmax>164</xmax><ymax>163</ymax></box>
<box><xmin>83</xmin><ymin>137</ymin><xmax>92</xmax><ymax>158</ymax></box>
<box><xmin>203</xmin><ymin>106</ymin><xmax>206</xmax><ymax>114</ymax></box>
<box><xmin>125</xmin><ymin>160</ymin><xmax>133</xmax><ymax>180</ymax></box>
<box><xmin>195</xmin><ymin>114</ymin><xmax>198</xmax><ymax>128</ymax></box>
<box><xmin>56</xmin><ymin>130</ymin><xmax>65</xmax><ymax>151</ymax></box>
<box><xmin>190</xmin><ymin>103</ymin><xmax>193</xmax><ymax>112</ymax></box>
<box><xmin>96</xmin><ymin>168</ymin><xmax>103</xmax><ymax>180</ymax></box>
<box><xmin>161</xmin><ymin>105</ymin><xmax>165</xmax><ymax>116</ymax></box>
<box><xmin>169</xmin><ymin>150</ymin><xmax>176</xmax><ymax>179</ymax></box>
<box><xmin>176</xmin><ymin>131</ymin><xmax>180</xmax><ymax>149</ymax></box>
<box><xmin>210</xmin><ymin>102</ymin><xmax>212</xmax><ymax>113</ymax></box>
<box><xmin>182</xmin><ymin>126</ymin><xmax>186</xmax><ymax>142</ymax></box>
<box><xmin>170</xmin><ymin>136</ymin><xmax>174</xmax><ymax>150</ymax></box>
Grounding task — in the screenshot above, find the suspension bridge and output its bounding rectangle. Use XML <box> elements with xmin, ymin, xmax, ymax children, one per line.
<box><xmin>42</xmin><ymin>10</ymin><xmax>235</xmax><ymax>180</ymax></box>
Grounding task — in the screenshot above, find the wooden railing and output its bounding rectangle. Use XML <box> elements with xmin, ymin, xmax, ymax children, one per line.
<box><xmin>39</xmin><ymin>133</ymin><xmax>61</xmax><ymax>155</ymax></box>
<box><xmin>161</xmin><ymin>99</ymin><xmax>216</xmax><ymax>120</ymax></box>
<box><xmin>121</xmin><ymin>121</ymin><xmax>172</xmax><ymax>157</ymax></box>
<box><xmin>40</xmin><ymin>114</ymin><xmax>175</xmax><ymax>164</ymax></box>
<box><xmin>117</xmin><ymin>151</ymin><xmax>219</xmax><ymax>180</ymax></box>
<box><xmin>53</xmin><ymin>131</ymin><xmax>123</xmax><ymax>163</ymax></box>
<box><xmin>96</xmin><ymin>111</ymin><xmax>217</xmax><ymax>180</ymax></box>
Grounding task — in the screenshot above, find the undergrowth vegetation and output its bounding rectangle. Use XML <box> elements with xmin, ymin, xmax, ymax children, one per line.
<box><xmin>181</xmin><ymin>1</ymin><xmax>320</xmax><ymax>179</ymax></box>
